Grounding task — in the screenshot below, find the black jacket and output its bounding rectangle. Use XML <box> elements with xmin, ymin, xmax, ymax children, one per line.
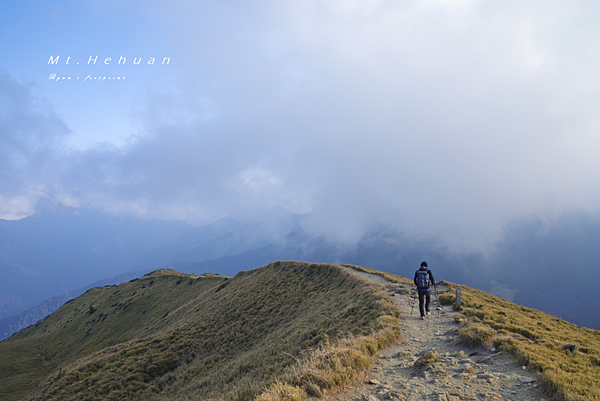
<box><xmin>414</xmin><ymin>267</ymin><xmax>436</xmax><ymax>291</ymax></box>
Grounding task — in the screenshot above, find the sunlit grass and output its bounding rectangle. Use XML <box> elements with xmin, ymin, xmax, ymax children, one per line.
<box><xmin>0</xmin><ymin>262</ymin><xmax>401</xmax><ymax>401</ymax></box>
<box><xmin>444</xmin><ymin>281</ymin><xmax>600</xmax><ymax>401</ymax></box>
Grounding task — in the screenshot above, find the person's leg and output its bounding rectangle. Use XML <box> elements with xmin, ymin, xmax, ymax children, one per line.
<box><xmin>418</xmin><ymin>291</ymin><xmax>426</xmax><ymax>316</ymax></box>
<box><xmin>425</xmin><ymin>291</ymin><xmax>431</xmax><ymax>314</ymax></box>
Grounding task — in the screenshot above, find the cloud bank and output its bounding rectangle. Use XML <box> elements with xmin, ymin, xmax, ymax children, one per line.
<box><xmin>2</xmin><ymin>1</ymin><xmax>600</xmax><ymax>250</ymax></box>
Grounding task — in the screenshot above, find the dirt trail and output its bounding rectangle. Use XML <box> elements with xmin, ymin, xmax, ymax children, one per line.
<box><xmin>330</xmin><ymin>269</ymin><xmax>552</xmax><ymax>401</ymax></box>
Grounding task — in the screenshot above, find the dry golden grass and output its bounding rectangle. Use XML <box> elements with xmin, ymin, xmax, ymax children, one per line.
<box><xmin>342</xmin><ymin>264</ymin><xmax>414</xmax><ymax>286</ymax></box>
<box><xmin>443</xmin><ymin>280</ymin><xmax>600</xmax><ymax>401</ymax></box>
<box><xmin>413</xmin><ymin>349</ymin><xmax>441</xmax><ymax>368</ymax></box>
<box><xmin>0</xmin><ymin>262</ymin><xmax>401</xmax><ymax>401</ymax></box>
<box><xmin>458</xmin><ymin>322</ymin><xmax>495</xmax><ymax>347</ymax></box>
<box><xmin>257</xmin><ymin>315</ymin><xmax>400</xmax><ymax>400</ymax></box>
<box><xmin>256</xmin><ymin>381</ymin><xmax>307</xmax><ymax>401</ymax></box>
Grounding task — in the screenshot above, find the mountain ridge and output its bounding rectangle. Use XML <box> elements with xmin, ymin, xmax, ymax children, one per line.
<box><xmin>0</xmin><ymin>261</ymin><xmax>400</xmax><ymax>401</ymax></box>
<box><xmin>0</xmin><ymin>261</ymin><xmax>205</xmax><ymax>341</ymax></box>
<box><xmin>1</xmin><ymin>262</ymin><xmax>599</xmax><ymax>401</ymax></box>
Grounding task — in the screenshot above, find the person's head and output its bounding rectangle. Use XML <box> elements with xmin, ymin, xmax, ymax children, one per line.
<box><xmin>420</xmin><ymin>261</ymin><xmax>428</xmax><ymax>269</ymax></box>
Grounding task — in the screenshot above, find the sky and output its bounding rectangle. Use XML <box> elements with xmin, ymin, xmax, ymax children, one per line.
<box><xmin>1</xmin><ymin>0</ymin><xmax>600</xmax><ymax>251</ymax></box>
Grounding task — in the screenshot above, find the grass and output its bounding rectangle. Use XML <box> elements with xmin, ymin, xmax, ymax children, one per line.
<box><xmin>254</xmin><ymin>264</ymin><xmax>404</xmax><ymax>400</ymax></box>
<box><xmin>414</xmin><ymin>350</ymin><xmax>441</xmax><ymax>368</ymax></box>
<box><xmin>14</xmin><ymin>262</ymin><xmax>596</xmax><ymax>400</ymax></box>
<box><xmin>256</xmin><ymin>381</ymin><xmax>307</xmax><ymax>401</ymax></box>
<box><xmin>0</xmin><ymin>262</ymin><xmax>401</xmax><ymax>401</ymax></box>
<box><xmin>444</xmin><ymin>280</ymin><xmax>600</xmax><ymax>401</ymax></box>
<box><xmin>342</xmin><ymin>264</ymin><xmax>414</xmax><ymax>286</ymax></box>
<box><xmin>438</xmin><ymin>293</ymin><xmax>455</xmax><ymax>306</ymax></box>
<box><xmin>1</xmin><ymin>270</ymin><xmax>220</xmax><ymax>401</ymax></box>
<box><xmin>458</xmin><ymin>322</ymin><xmax>495</xmax><ymax>347</ymax></box>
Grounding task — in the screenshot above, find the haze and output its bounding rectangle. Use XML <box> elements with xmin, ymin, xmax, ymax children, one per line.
<box><xmin>2</xmin><ymin>0</ymin><xmax>600</xmax><ymax>252</ymax></box>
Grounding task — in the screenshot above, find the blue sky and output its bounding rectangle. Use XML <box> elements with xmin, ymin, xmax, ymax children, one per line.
<box><xmin>2</xmin><ymin>0</ymin><xmax>600</xmax><ymax>251</ymax></box>
<box><xmin>1</xmin><ymin>0</ymin><xmax>175</xmax><ymax>148</ymax></box>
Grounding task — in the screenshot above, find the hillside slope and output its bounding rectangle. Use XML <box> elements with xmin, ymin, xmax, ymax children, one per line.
<box><xmin>335</xmin><ymin>266</ymin><xmax>600</xmax><ymax>401</ymax></box>
<box><xmin>0</xmin><ymin>261</ymin><xmax>399</xmax><ymax>401</ymax></box>
<box><xmin>0</xmin><ymin>261</ymin><xmax>205</xmax><ymax>341</ymax></box>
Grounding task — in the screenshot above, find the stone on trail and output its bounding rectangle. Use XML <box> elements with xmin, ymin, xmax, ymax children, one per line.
<box><xmin>368</xmin><ymin>379</ymin><xmax>381</xmax><ymax>385</ymax></box>
<box><xmin>385</xmin><ymin>390</ymin><xmax>403</xmax><ymax>399</ymax></box>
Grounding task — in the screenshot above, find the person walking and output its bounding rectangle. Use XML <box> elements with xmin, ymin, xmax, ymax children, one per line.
<box><xmin>414</xmin><ymin>261</ymin><xmax>436</xmax><ymax>320</ymax></box>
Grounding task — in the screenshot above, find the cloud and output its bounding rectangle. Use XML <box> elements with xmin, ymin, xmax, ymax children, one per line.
<box><xmin>4</xmin><ymin>2</ymin><xmax>600</xmax><ymax>251</ymax></box>
<box><xmin>0</xmin><ymin>70</ymin><xmax>71</xmax><ymax>218</ymax></box>
<box><xmin>132</xmin><ymin>1</ymin><xmax>600</xmax><ymax>247</ymax></box>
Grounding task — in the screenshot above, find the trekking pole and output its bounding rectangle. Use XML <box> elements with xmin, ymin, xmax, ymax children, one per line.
<box><xmin>409</xmin><ymin>296</ymin><xmax>416</xmax><ymax>317</ymax></box>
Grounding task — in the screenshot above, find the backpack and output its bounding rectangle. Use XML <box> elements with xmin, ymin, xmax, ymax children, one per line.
<box><xmin>416</xmin><ymin>270</ymin><xmax>430</xmax><ymax>289</ymax></box>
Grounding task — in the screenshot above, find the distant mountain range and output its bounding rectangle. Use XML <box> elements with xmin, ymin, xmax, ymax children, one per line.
<box><xmin>1</xmin><ymin>202</ymin><xmax>599</xmax><ymax>341</ymax></box>
<box><xmin>0</xmin><ymin>203</ymin><xmax>306</xmax><ymax>321</ymax></box>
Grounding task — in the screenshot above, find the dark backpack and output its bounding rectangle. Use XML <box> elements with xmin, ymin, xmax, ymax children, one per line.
<box><xmin>416</xmin><ymin>270</ymin><xmax>430</xmax><ymax>289</ymax></box>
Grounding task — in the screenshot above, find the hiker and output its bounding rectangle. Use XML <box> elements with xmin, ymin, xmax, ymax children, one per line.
<box><xmin>414</xmin><ymin>261</ymin><xmax>436</xmax><ymax>320</ymax></box>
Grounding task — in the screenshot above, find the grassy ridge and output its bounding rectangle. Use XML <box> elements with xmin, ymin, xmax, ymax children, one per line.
<box><xmin>0</xmin><ymin>262</ymin><xmax>400</xmax><ymax>401</ymax></box>
<box><xmin>0</xmin><ymin>269</ymin><xmax>221</xmax><ymax>401</ymax></box>
<box><xmin>446</xmin><ymin>281</ymin><xmax>600</xmax><ymax>401</ymax></box>
<box><xmin>342</xmin><ymin>264</ymin><xmax>414</xmax><ymax>286</ymax></box>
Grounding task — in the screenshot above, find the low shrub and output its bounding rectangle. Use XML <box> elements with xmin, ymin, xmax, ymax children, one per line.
<box><xmin>463</xmin><ymin>308</ymin><xmax>476</xmax><ymax>317</ymax></box>
<box><xmin>493</xmin><ymin>336</ymin><xmax>517</xmax><ymax>352</ymax></box>
<box><xmin>438</xmin><ymin>293</ymin><xmax>455</xmax><ymax>305</ymax></box>
<box><xmin>458</xmin><ymin>323</ymin><xmax>495</xmax><ymax>347</ymax></box>
<box><xmin>414</xmin><ymin>350</ymin><xmax>440</xmax><ymax>368</ymax></box>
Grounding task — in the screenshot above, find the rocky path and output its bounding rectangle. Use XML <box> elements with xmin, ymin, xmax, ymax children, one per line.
<box><xmin>329</xmin><ymin>269</ymin><xmax>552</xmax><ymax>401</ymax></box>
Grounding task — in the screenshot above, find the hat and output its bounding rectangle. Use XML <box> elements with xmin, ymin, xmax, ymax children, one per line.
<box><xmin>420</xmin><ymin>261</ymin><xmax>428</xmax><ymax>267</ymax></box>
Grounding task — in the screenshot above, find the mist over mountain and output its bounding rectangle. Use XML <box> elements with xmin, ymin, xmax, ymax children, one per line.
<box><xmin>162</xmin><ymin>205</ymin><xmax>305</xmax><ymax>262</ymax></box>
<box><xmin>0</xmin><ymin>203</ymin><xmax>311</xmax><ymax>324</ymax></box>
<box><xmin>485</xmin><ymin>212</ymin><xmax>600</xmax><ymax>330</ymax></box>
<box><xmin>138</xmin><ymin>211</ymin><xmax>600</xmax><ymax>330</ymax></box>
<box><xmin>0</xmin><ymin>202</ymin><xmax>191</xmax><ymax>319</ymax></box>
<box><xmin>1</xmin><ymin>202</ymin><xmax>599</xmax><ymax>340</ymax></box>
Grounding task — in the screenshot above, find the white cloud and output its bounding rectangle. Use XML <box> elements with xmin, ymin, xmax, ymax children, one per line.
<box><xmin>4</xmin><ymin>1</ymin><xmax>600</xmax><ymax>251</ymax></box>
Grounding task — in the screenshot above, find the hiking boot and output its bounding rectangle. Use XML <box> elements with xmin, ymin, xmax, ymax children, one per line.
<box><xmin>420</xmin><ymin>315</ymin><xmax>425</xmax><ymax>320</ymax></box>
<box><xmin>426</xmin><ymin>310</ymin><xmax>430</xmax><ymax>315</ymax></box>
